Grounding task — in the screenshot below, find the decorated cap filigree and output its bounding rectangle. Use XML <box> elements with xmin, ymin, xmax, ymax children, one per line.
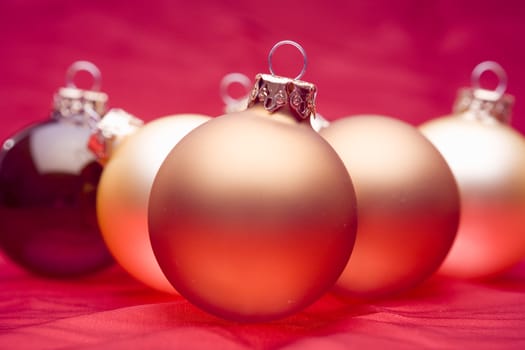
<box><xmin>247</xmin><ymin>40</ymin><xmax>317</xmax><ymax>121</ymax></box>
<box><xmin>248</xmin><ymin>74</ymin><xmax>316</xmax><ymax>121</ymax></box>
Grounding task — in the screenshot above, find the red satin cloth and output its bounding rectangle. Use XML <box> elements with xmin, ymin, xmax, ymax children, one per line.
<box><xmin>1</xmin><ymin>255</ymin><xmax>525</xmax><ymax>349</ymax></box>
<box><xmin>1</xmin><ymin>0</ymin><xmax>525</xmax><ymax>348</ymax></box>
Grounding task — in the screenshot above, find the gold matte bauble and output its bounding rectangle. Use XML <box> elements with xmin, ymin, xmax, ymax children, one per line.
<box><xmin>320</xmin><ymin>115</ymin><xmax>460</xmax><ymax>298</ymax></box>
<box><xmin>96</xmin><ymin>114</ymin><xmax>210</xmax><ymax>293</ymax></box>
<box><xmin>148</xmin><ymin>103</ymin><xmax>357</xmax><ymax>322</ymax></box>
<box><xmin>420</xmin><ymin>113</ymin><xmax>525</xmax><ymax>279</ymax></box>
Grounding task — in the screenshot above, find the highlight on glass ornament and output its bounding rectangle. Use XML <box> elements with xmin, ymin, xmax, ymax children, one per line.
<box><xmin>319</xmin><ymin>115</ymin><xmax>460</xmax><ymax>298</ymax></box>
<box><xmin>94</xmin><ymin>111</ymin><xmax>211</xmax><ymax>294</ymax></box>
<box><xmin>148</xmin><ymin>40</ymin><xmax>358</xmax><ymax>322</ymax></box>
<box><xmin>420</xmin><ymin>61</ymin><xmax>525</xmax><ymax>279</ymax></box>
<box><xmin>0</xmin><ymin>61</ymin><xmax>114</xmax><ymax>277</ymax></box>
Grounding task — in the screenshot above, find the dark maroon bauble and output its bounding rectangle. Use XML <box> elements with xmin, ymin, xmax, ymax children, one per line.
<box><xmin>0</xmin><ymin>119</ymin><xmax>113</xmax><ymax>277</ymax></box>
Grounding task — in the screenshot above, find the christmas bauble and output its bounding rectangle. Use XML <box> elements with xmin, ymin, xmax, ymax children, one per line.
<box><xmin>0</xmin><ymin>61</ymin><xmax>113</xmax><ymax>277</ymax></box>
<box><xmin>320</xmin><ymin>115</ymin><xmax>460</xmax><ymax>298</ymax></box>
<box><xmin>420</xmin><ymin>64</ymin><xmax>525</xmax><ymax>278</ymax></box>
<box><xmin>96</xmin><ymin>114</ymin><xmax>210</xmax><ymax>293</ymax></box>
<box><xmin>148</xmin><ymin>72</ymin><xmax>357</xmax><ymax>322</ymax></box>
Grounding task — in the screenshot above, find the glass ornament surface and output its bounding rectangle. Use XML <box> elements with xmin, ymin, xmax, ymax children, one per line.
<box><xmin>96</xmin><ymin>114</ymin><xmax>211</xmax><ymax>294</ymax></box>
<box><xmin>148</xmin><ymin>43</ymin><xmax>358</xmax><ymax>322</ymax></box>
<box><xmin>420</xmin><ymin>61</ymin><xmax>525</xmax><ymax>279</ymax></box>
<box><xmin>0</xmin><ymin>119</ymin><xmax>112</xmax><ymax>277</ymax></box>
<box><xmin>421</xmin><ymin>112</ymin><xmax>525</xmax><ymax>279</ymax></box>
<box><xmin>0</xmin><ymin>60</ymin><xmax>113</xmax><ymax>277</ymax></box>
<box><xmin>320</xmin><ymin>115</ymin><xmax>460</xmax><ymax>298</ymax></box>
<box><xmin>148</xmin><ymin>105</ymin><xmax>357</xmax><ymax>322</ymax></box>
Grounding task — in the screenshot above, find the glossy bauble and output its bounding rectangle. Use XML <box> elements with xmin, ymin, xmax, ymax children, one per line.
<box><xmin>96</xmin><ymin>114</ymin><xmax>210</xmax><ymax>294</ymax></box>
<box><xmin>420</xmin><ymin>100</ymin><xmax>525</xmax><ymax>279</ymax></box>
<box><xmin>320</xmin><ymin>115</ymin><xmax>460</xmax><ymax>298</ymax></box>
<box><xmin>0</xmin><ymin>119</ymin><xmax>113</xmax><ymax>277</ymax></box>
<box><xmin>148</xmin><ymin>97</ymin><xmax>357</xmax><ymax>322</ymax></box>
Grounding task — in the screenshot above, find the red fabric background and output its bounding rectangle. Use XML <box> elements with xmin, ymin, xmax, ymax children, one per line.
<box><xmin>1</xmin><ymin>0</ymin><xmax>525</xmax><ymax>348</ymax></box>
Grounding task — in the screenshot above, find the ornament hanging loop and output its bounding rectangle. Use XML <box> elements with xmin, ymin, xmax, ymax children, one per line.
<box><xmin>66</xmin><ymin>60</ymin><xmax>102</xmax><ymax>91</ymax></box>
<box><xmin>248</xmin><ymin>40</ymin><xmax>316</xmax><ymax>121</ymax></box>
<box><xmin>220</xmin><ymin>72</ymin><xmax>251</xmax><ymax>109</ymax></box>
<box><xmin>54</xmin><ymin>60</ymin><xmax>108</xmax><ymax>123</ymax></box>
<box><xmin>268</xmin><ymin>40</ymin><xmax>307</xmax><ymax>80</ymax></box>
<box><xmin>471</xmin><ymin>61</ymin><xmax>507</xmax><ymax>101</ymax></box>
<box><xmin>453</xmin><ymin>61</ymin><xmax>514</xmax><ymax>124</ymax></box>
